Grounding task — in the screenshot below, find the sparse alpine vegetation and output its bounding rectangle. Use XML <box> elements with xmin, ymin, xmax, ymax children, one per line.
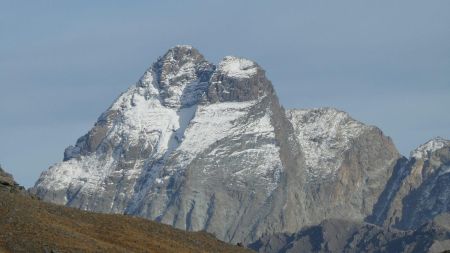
<box><xmin>0</xmin><ymin>167</ymin><xmax>252</xmax><ymax>253</ymax></box>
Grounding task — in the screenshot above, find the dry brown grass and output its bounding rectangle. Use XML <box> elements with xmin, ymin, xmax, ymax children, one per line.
<box><xmin>0</xmin><ymin>191</ymin><xmax>252</xmax><ymax>253</ymax></box>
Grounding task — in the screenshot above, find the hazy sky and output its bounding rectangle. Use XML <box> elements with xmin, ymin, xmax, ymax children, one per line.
<box><xmin>1</xmin><ymin>1</ymin><xmax>449</xmax><ymax>187</ymax></box>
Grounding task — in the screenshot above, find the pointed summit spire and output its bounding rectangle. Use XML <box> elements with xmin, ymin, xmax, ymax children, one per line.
<box><xmin>153</xmin><ymin>45</ymin><xmax>210</xmax><ymax>85</ymax></box>
<box><xmin>139</xmin><ymin>45</ymin><xmax>215</xmax><ymax>108</ymax></box>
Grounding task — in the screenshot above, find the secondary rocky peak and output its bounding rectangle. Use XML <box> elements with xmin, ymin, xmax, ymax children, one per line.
<box><xmin>218</xmin><ymin>56</ymin><xmax>258</xmax><ymax>79</ymax></box>
<box><xmin>371</xmin><ymin>136</ymin><xmax>450</xmax><ymax>230</ymax></box>
<box><xmin>287</xmin><ymin>107</ymin><xmax>400</xmax><ymax>227</ymax></box>
<box><xmin>287</xmin><ymin>107</ymin><xmax>372</xmax><ymax>181</ymax></box>
<box><xmin>411</xmin><ymin>137</ymin><xmax>450</xmax><ymax>160</ymax></box>
<box><xmin>207</xmin><ymin>56</ymin><xmax>274</xmax><ymax>103</ymax></box>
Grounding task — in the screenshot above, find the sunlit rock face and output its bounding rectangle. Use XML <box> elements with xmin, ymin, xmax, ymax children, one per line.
<box><xmin>288</xmin><ymin>108</ymin><xmax>401</xmax><ymax>224</ymax></box>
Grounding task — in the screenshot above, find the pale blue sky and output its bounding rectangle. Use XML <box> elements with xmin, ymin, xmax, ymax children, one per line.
<box><xmin>1</xmin><ymin>1</ymin><xmax>449</xmax><ymax>187</ymax></box>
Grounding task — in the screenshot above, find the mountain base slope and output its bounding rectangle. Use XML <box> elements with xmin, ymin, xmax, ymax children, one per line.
<box><xmin>0</xmin><ymin>190</ymin><xmax>251</xmax><ymax>253</ymax></box>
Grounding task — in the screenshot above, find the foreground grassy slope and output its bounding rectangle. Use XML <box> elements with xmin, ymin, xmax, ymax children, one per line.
<box><xmin>0</xmin><ymin>190</ymin><xmax>252</xmax><ymax>253</ymax></box>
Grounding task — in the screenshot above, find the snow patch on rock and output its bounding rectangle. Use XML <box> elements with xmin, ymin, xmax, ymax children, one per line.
<box><xmin>218</xmin><ymin>56</ymin><xmax>257</xmax><ymax>79</ymax></box>
<box><xmin>177</xmin><ymin>100</ymin><xmax>257</xmax><ymax>155</ymax></box>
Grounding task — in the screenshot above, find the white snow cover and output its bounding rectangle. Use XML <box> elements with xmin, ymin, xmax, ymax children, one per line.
<box><xmin>38</xmin><ymin>81</ymin><xmax>180</xmax><ymax>194</ymax></box>
<box><xmin>411</xmin><ymin>137</ymin><xmax>450</xmax><ymax>159</ymax></box>
<box><xmin>36</xmin><ymin>52</ymin><xmax>204</xmax><ymax>197</ymax></box>
<box><xmin>177</xmin><ymin>100</ymin><xmax>257</xmax><ymax>155</ymax></box>
<box><xmin>218</xmin><ymin>56</ymin><xmax>257</xmax><ymax>78</ymax></box>
<box><xmin>150</xmin><ymin>97</ymin><xmax>283</xmax><ymax>196</ymax></box>
<box><xmin>288</xmin><ymin>107</ymin><xmax>370</xmax><ymax>181</ymax></box>
<box><xmin>113</xmin><ymin>87</ymin><xmax>179</xmax><ymax>155</ymax></box>
<box><xmin>38</xmin><ymin>154</ymin><xmax>116</xmax><ymax>193</ymax></box>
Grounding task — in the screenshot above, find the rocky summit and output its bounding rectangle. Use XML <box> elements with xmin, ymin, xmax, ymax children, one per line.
<box><xmin>31</xmin><ymin>46</ymin><xmax>450</xmax><ymax>252</ymax></box>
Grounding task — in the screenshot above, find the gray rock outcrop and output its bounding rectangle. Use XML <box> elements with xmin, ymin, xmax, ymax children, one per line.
<box><xmin>288</xmin><ymin>108</ymin><xmax>400</xmax><ymax>224</ymax></box>
<box><xmin>250</xmin><ymin>215</ymin><xmax>450</xmax><ymax>253</ymax></box>
<box><xmin>0</xmin><ymin>165</ymin><xmax>26</xmax><ymax>194</ymax></box>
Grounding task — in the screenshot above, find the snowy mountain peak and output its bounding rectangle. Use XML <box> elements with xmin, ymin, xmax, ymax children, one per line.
<box><xmin>411</xmin><ymin>137</ymin><xmax>450</xmax><ymax>159</ymax></box>
<box><xmin>33</xmin><ymin>46</ymin><xmax>290</xmax><ymax>242</ymax></box>
<box><xmin>137</xmin><ymin>47</ymin><xmax>273</xmax><ymax>106</ymax></box>
<box><xmin>33</xmin><ymin>46</ymin><xmax>405</xmax><ymax>244</ymax></box>
<box><xmin>218</xmin><ymin>56</ymin><xmax>258</xmax><ymax>79</ymax></box>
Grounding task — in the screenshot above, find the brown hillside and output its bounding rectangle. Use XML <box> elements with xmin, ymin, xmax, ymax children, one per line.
<box><xmin>0</xmin><ymin>190</ymin><xmax>252</xmax><ymax>253</ymax></box>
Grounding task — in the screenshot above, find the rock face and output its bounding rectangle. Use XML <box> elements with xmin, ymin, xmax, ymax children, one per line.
<box><xmin>288</xmin><ymin>108</ymin><xmax>400</xmax><ymax>223</ymax></box>
<box><xmin>249</xmin><ymin>215</ymin><xmax>450</xmax><ymax>253</ymax></box>
<box><xmin>33</xmin><ymin>46</ymin><xmax>400</xmax><ymax>243</ymax></box>
<box><xmin>370</xmin><ymin>137</ymin><xmax>450</xmax><ymax>230</ymax></box>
